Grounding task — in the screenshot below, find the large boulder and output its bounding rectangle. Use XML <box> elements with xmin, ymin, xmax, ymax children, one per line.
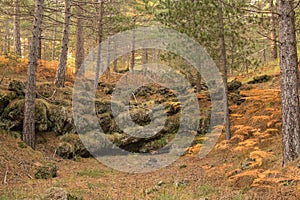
<box><xmin>48</xmin><ymin>105</ymin><xmax>74</xmax><ymax>135</ymax></box>
<box><xmin>43</xmin><ymin>187</ymin><xmax>82</xmax><ymax>200</ymax></box>
<box><xmin>0</xmin><ymin>91</ymin><xmax>15</xmax><ymax>116</ymax></box>
<box><xmin>228</xmin><ymin>80</ymin><xmax>242</xmax><ymax>93</ymax></box>
<box><xmin>1</xmin><ymin>99</ymin><xmax>51</xmax><ymax>132</ymax></box>
<box><xmin>8</xmin><ymin>80</ymin><xmax>25</xmax><ymax>97</ymax></box>
<box><xmin>56</xmin><ymin>134</ymin><xmax>91</xmax><ymax>159</ymax></box>
<box><xmin>0</xmin><ymin>98</ymin><xmax>74</xmax><ymax>134</ymax></box>
<box><xmin>35</xmin><ymin>163</ymin><xmax>57</xmax><ymax>179</ymax></box>
<box><xmin>248</xmin><ymin>75</ymin><xmax>271</xmax><ymax>84</ymax></box>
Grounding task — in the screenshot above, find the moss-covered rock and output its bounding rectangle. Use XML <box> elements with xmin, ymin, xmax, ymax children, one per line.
<box><xmin>8</xmin><ymin>80</ymin><xmax>25</xmax><ymax>97</ymax></box>
<box><xmin>248</xmin><ymin>75</ymin><xmax>271</xmax><ymax>84</ymax></box>
<box><xmin>35</xmin><ymin>163</ymin><xmax>57</xmax><ymax>179</ymax></box>
<box><xmin>1</xmin><ymin>99</ymin><xmax>51</xmax><ymax>132</ymax></box>
<box><xmin>0</xmin><ymin>91</ymin><xmax>14</xmax><ymax>115</ymax></box>
<box><xmin>59</xmin><ymin>134</ymin><xmax>90</xmax><ymax>158</ymax></box>
<box><xmin>98</xmin><ymin>112</ymin><xmax>117</xmax><ymax>133</ymax></box>
<box><xmin>43</xmin><ymin>187</ymin><xmax>83</xmax><ymax>200</ymax></box>
<box><xmin>56</xmin><ymin>142</ymin><xmax>74</xmax><ymax>159</ymax></box>
<box><xmin>228</xmin><ymin>80</ymin><xmax>242</xmax><ymax>92</ymax></box>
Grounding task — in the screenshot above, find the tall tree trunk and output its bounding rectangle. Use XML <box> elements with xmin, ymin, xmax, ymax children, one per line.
<box><xmin>13</xmin><ymin>0</ymin><xmax>22</xmax><ymax>57</ymax></box>
<box><xmin>196</xmin><ymin>71</ymin><xmax>201</xmax><ymax>93</ymax></box>
<box><xmin>277</xmin><ymin>0</ymin><xmax>300</xmax><ymax>164</ymax></box>
<box><xmin>113</xmin><ymin>36</ymin><xmax>118</xmax><ymax>72</ymax></box>
<box><xmin>142</xmin><ymin>49</ymin><xmax>148</xmax><ymax>65</ymax></box>
<box><xmin>51</xmin><ymin>0</ymin><xmax>58</xmax><ymax>61</ymax></box>
<box><xmin>142</xmin><ymin>48</ymin><xmax>148</xmax><ymax>76</ymax></box>
<box><xmin>75</xmin><ymin>3</ymin><xmax>85</xmax><ymax>75</ymax></box>
<box><xmin>38</xmin><ymin>28</ymin><xmax>42</xmax><ymax>60</ymax></box>
<box><xmin>106</xmin><ymin>37</ymin><xmax>111</xmax><ymax>79</ymax></box>
<box><xmin>218</xmin><ymin>0</ymin><xmax>231</xmax><ymax>140</ymax></box>
<box><xmin>55</xmin><ymin>0</ymin><xmax>71</xmax><ymax>87</ymax></box>
<box><xmin>3</xmin><ymin>23</ymin><xmax>9</xmax><ymax>54</ymax></box>
<box><xmin>23</xmin><ymin>0</ymin><xmax>44</xmax><ymax>149</ymax></box>
<box><xmin>130</xmin><ymin>28</ymin><xmax>136</xmax><ymax>73</ymax></box>
<box><xmin>95</xmin><ymin>0</ymin><xmax>104</xmax><ymax>89</ymax></box>
<box><xmin>270</xmin><ymin>0</ymin><xmax>278</xmax><ymax>60</ymax></box>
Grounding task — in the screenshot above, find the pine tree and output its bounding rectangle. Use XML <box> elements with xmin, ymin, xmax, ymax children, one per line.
<box><xmin>277</xmin><ymin>0</ymin><xmax>300</xmax><ymax>164</ymax></box>
<box><xmin>23</xmin><ymin>0</ymin><xmax>44</xmax><ymax>149</ymax></box>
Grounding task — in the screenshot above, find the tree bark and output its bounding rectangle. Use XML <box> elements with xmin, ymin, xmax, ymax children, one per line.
<box><xmin>142</xmin><ymin>49</ymin><xmax>148</xmax><ymax>65</ymax></box>
<box><xmin>218</xmin><ymin>0</ymin><xmax>231</xmax><ymax>140</ymax></box>
<box><xmin>38</xmin><ymin>28</ymin><xmax>42</xmax><ymax>60</ymax></box>
<box><xmin>130</xmin><ymin>27</ymin><xmax>136</xmax><ymax>73</ymax></box>
<box><xmin>196</xmin><ymin>71</ymin><xmax>201</xmax><ymax>93</ymax></box>
<box><xmin>55</xmin><ymin>0</ymin><xmax>71</xmax><ymax>87</ymax></box>
<box><xmin>3</xmin><ymin>22</ymin><xmax>9</xmax><ymax>54</ymax></box>
<box><xmin>270</xmin><ymin>0</ymin><xmax>278</xmax><ymax>60</ymax></box>
<box><xmin>95</xmin><ymin>0</ymin><xmax>104</xmax><ymax>89</ymax></box>
<box><xmin>75</xmin><ymin>3</ymin><xmax>85</xmax><ymax>75</ymax></box>
<box><xmin>277</xmin><ymin>0</ymin><xmax>300</xmax><ymax>164</ymax></box>
<box><xmin>51</xmin><ymin>0</ymin><xmax>58</xmax><ymax>61</ymax></box>
<box><xmin>13</xmin><ymin>0</ymin><xmax>22</xmax><ymax>57</ymax></box>
<box><xmin>113</xmin><ymin>36</ymin><xmax>118</xmax><ymax>72</ymax></box>
<box><xmin>106</xmin><ymin>37</ymin><xmax>111</xmax><ymax>79</ymax></box>
<box><xmin>23</xmin><ymin>0</ymin><xmax>44</xmax><ymax>149</ymax></box>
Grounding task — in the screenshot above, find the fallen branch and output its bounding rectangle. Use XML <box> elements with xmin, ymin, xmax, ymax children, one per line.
<box><xmin>53</xmin><ymin>149</ymin><xmax>57</xmax><ymax>158</ymax></box>
<box><xmin>3</xmin><ymin>165</ymin><xmax>8</xmax><ymax>184</ymax></box>
<box><xmin>26</xmin><ymin>173</ymin><xmax>33</xmax><ymax>179</ymax></box>
<box><xmin>132</xmin><ymin>92</ymin><xmax>138</xmax><ymax>104</ymax></box>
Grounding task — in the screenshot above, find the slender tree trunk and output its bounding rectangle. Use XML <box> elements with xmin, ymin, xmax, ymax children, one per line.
<box><xmin>142</xmin><ymin>49</ymin><xmax>148</xmax><ymax>65</ymax></box>
<box><xmin>130</xmin><ymin>27</ymin><xmax>136</xmax><ymax>73</ymax></box>
<box><xmin>13</xmin><ymin>0</ymin><xmax>22</xmax><ymax>57</ymax></box>
<box><xmin>218</xmin><ymin>0</ymin><xmax>231</xmax><ymax>140</ymax></box>
<box><xmin>106</xmin><ymin>37</ymin><xmax>111</xmax><ymax>79</ymax></box>
<box><xmin>142</xmin><ymin>48</ymin><xmax>148</xmax><ymax>77</ymax></box>
<box><xmin>55</xmin><ymin>0</ymin><xmax>71</xmax><ymax>87</ymax></box>
<box><xmin>113</xmin><ymin>36</ymin><xmax>118</xmax><ymax>72</ymax></box>
<box><xmin>7</xmin><ymin>26</ymin><xmax>11</xmax><ymax>53</ymax></box>
<box><xmin>95</xmin><ymin>0</ymin><xmax>104</xmax><ymax>89</ymax></box>
<box><xmin>277</xmin><ymin>0</ymin><xmax>300</xmax><ymax>164</ymax></box>
<box><xmin>245</xmin><ymin>58</ymin><xmax>249</xmax><ymax>74</ymax></box>
<box><xmin>196</xmin><ymin>71</ymin><xmax>201</xmax><ymax>93</ymax></box>
<box><xmin>51</xmin><ymin>29</ymin><xmax>57</xmax><ymax>61</ymax></box>
<box><xmin>38</xmin><ymin>28</ymin><xmax>42</xmax><ymax>60</ymax></box>
<box><xmin>23</xmin><ymin>0</ymin><xmax>44</xmax><ymax>149</ymax></box>
<box><xmin>270</xmin><ymin>0</ymin><xmax>278</xmax><ymax>60</ymax></box>
<box><xmin>51</xmin><ymin>0</ymin><xmax>58</xmax><ymax>61</ymax></box>
<box><xmin>75</xmin><ymin>3</ymin><xmax>85</xmax><ymax>75</ymax></box>
<box><xmin>3</xmin><ymin>25</ymin><xmax>8</xmax><ymax>54</ymax></box>
<box><xmin>154</xmin><ymin>49</ymin><xmax>160</xmax><ymax>68</ymax></box>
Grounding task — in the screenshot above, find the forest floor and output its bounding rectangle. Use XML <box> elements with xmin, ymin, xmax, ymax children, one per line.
<box><xmin>0</xmin><ymin>60</ymin><xmax>300</xmax><ymax>200</ymax></box>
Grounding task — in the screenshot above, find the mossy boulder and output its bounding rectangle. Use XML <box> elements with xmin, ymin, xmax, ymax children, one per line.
<box><xmin>1</xmin><ymin>99</ymin><xmax>51</xmax><ymax>132</ymax></box>
<box><xmin>43</xmin><ymin>187</ymin><xmax>82</xmax><ymax>200</ymax></box>
<box><xmin>228</xmin><ymin>80</ymin><xmax>242</xmax><ymax>92</ymax></box>
<box><xmin>98</xmin><ymin>112</ymin><xmax>116</xmax><ymax>133</ymax></box>
<box><xmin>8</xmin><ymin>80</ymin><xmax>25</xmax><ymax>97</ymax></box>
<box><xmin>98</xmin><ymin>81</ymin><xmax>114</xmax><ymax>94</ymax></box>
<box><xmin>0</xmin><ymin>92</ymin><xmax>13</xmax><ymax>116</ymax></box>
<box><xmin>56</xmin><ymin>134</ymin><xmax>92</xmax><ymax>159</ymax></box>
<box><xmin>248</xmin><ymin>75</ymin><xmax>271</xmax><ymax>84</ymax></box>
<box><xmin>35</xmin><ymin>163</ymin><xmax>57</xmax><ymax>179</ymax></box>
<box><xmin>56</xmin><ymin>142</ymin><xmax>74</xmax><ymax>159</ymax></box>
<box><xmin>229</xmin><ymin>92</ymin><xmax>246</xmax><ymax>105</ymax></box>
<box><xmin>48</xmin><ymin>105</ymin><xmax>74</xmax><ymax>135</ymax></box>
<box><xmin>57</xmin><ymin>134</ymin><xmax>90</xmax><ymax>159</ymax></box>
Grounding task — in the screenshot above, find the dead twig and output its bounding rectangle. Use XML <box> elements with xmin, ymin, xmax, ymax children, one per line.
<box><xmin>3</xmin><ymin>164</ymin><xmax>8</xmax><ymax>184</ymax></box>
<box><xmin>26</xmin><ymin>173</ymin><xmax>33</xmax><ymax>179</ymax></box>
<box><xmin>132</xmin><ymin>92</ymin><xmax>138</xmax><ymax>104</ymax></box>
<box><xmin>53</xmin><ymin>149</ymin><xmax>57</xmax><ymax>158</ymax></box>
